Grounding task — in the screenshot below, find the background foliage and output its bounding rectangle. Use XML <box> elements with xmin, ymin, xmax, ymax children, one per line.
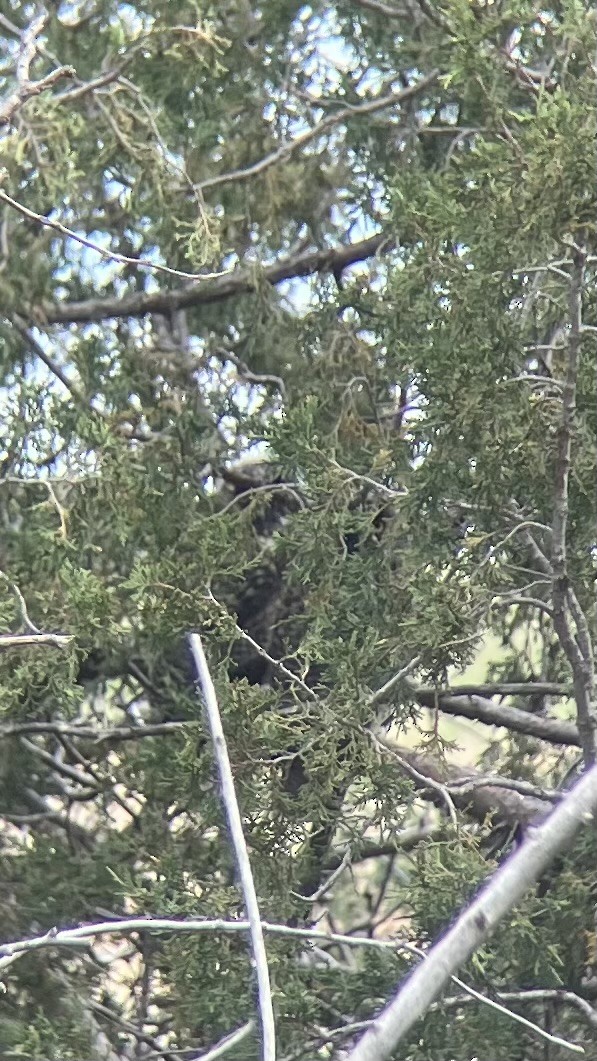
<box><xmin>0</xmin><ymin>0</ymin><xmax>595</xmax><ymax>1058</ymax></box>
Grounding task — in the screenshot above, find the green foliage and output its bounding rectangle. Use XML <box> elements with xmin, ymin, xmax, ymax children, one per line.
<box><xmin>0</xmin><ymin>0</ymin><xmax>594</xmax><ymax>1058</ymax></box>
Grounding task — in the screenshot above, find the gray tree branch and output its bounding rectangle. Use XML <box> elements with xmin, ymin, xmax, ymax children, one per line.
<box><xmin>0</xmin><ymin>9</ymin><xmax>75</xmax><ymax>127</ymax></box>
<box><xmin>188</xmin><ymin>633</ymin><xmax>276</xmax><ymax>1061</ymax></box>
<box><xmin>342</xmin><ymin>760</ymin><xmax>597</xmax><ymax>1061</ymax></box>
<box><xmin>408</xmin><ymin>684</ymin><xmax>581</xmax><ymax>747</ymax></box>
<box><xmin>41</xmin><ymin>234</ymin><xmax>389</xmax><ymax>325</ymax></box>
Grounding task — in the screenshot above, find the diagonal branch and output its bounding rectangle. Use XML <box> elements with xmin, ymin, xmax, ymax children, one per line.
<box><xmin>408</xmin><ymin>683</ymin><xmax>581</xmax><ymax>747</ymax></box>
<box><xmin>343</xmin><ymin>760</ymin><xmax>597</xmax><ymax>1061</ymax></box>
<box><xmin>0</xmin><ymin>190</ymin><xmax>230</xmax><ymax>283</ymax></box>
<box><xmin>437</xmin><ymin>988</ymin><xmax>597</xmax><ymax>1034</ymax></box>
<box><xmin>386</xmin><ymin>743</ymin><xmax>553</xmax><ymax>827</ymax></box>
<box><xmin>11</xmin><ymin>314</ymin><xmax>93</xmax><ymax>408</ymax></box>
<box><xmin>41</xmin><ymin>233</ymin><xmax>390</xmax><ymax>324</ymax></box>
<box><xmin>0</xmin><ymin>10</ymin><xmax>75</xmax><ymax>127</ymax></box>
<box><xmin>89</xmin><ymin>998</ymin><xmax>181</xmax><ymax>1061</ymax></box>
<box><xmin>192</xmin><ymin>1021</ymin><xmax>255</xmax><ymax>1061</ymax></box>
<box><xmin>196</xmin><ymin>72</ymin><xmax>439</xmax><ymax>193</ymax></box>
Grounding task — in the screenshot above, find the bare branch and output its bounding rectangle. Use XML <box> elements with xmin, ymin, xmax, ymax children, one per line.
<box><xmin>411</xmin><ymin>684</ymin><xmax>581</xmax><ymax>747</ymax></box>
<box><xmin>429</xmin><ymin>682</ymin><xmax>571</xmax><ymax>698</ymax></box>
<box><xmin>437</xmin><ymin>988</ymin><xmax>597</xmax><ymax>1033</ymax></box>
<box><xmin>369</xmin><ymin>656</ymin><xmax>422</xmax><ymax>705</ymax></box>
<box><xmin>90</xmin><ymin>999</ymin><xmax>181</xmax><ymax>1061</ymax></box>
<box><xmin>446</xmin><ymin>773</ymin><xmax>559</xmax><ymax>803</ymax></box>
<box><xmin>0</xmin><ymin>915</ymin><xmax>582</xmax><ymax>1055</ymax></box>
<box><xmin>188</xmin><ymin>633</ymin><xmax>276</xmax><ymax>1061</ymax></box>
<box><xmin>343</xmin><ymin>760</ymin><xmax>597</xmax><ymax>1061</ymax></box>
<box><xmin>327</xmin><ymin>456</ymin><xmax>408</xmax><ymax>500</ymax></box>
<box><xmin>0</xmin><ymin>570</ymin><xmax>42</xmax><ymax>633</ymax></box>
<box><xmin>438</xmin><ymin>978</ymin><xmax>583</xmax><ymax>1054</ymax></box>
<box><xmin>41</xmin><ymin>233</ymin><xmax>390</xmax><ymax>325</ymax></box>
<box><xmin>0</xmin><ymin>65</ymin><xmax>75</xmax><ymax>125</ymax></box>
<box><xmin>0</xmin><ymin>10</ymin><xmax>75</xmax><ymax>127</ymax></box>
<box><xmin>196</xmin><ymin>73</ymin><xmax>439</xmax><ymax>193</ymax></box>
<box><xmin>0</xmin><ymin>190</ymin><xmax>230</xmax><ymax>282</ymax></box>
<box><xmin>216</xmin><ymin>347</ymin><xmax>287</xmax><ymax>398</ymax></box>
<box><xmin>55</xmin><ymin>67</ymin><xmax>126</xmax><ymax>104</ymax></box>
<box><xmin>386</xmin><ymin>743</ymin><xmax>552</xmax><ymax>827</ymax></box>
<box><xmin>0</xmin><ymin>916</ymin><xmax>414</xmax><ymax>969</ymax></box>
<box><xmin>11</xmin><ymin>314</ymin><xmax>94</xmax><ymax>408</ymax></box>
<box><xmin>0</xmin><ymin>632</ymin><xmax>72</xmax><ymax>649</ymax></box>
<box><xmin>192</xmin><ymin>1021</ymin><xmax>255</xmax><ymax>1061</ymax></box>
<box><xmin>295</xmin><ymin>849</ymin><xmax>352</xmax><ymax>903</ymax></box>
<box><xmin>349</xmin><ymin>0</ymin><xmax>407</xmax><ymax>15</ymax></box>
<box><xmin>206</xmin><ymin>482</ymin><xmax>304</xmax><ymax>522</ymax></box>
<box><xmin>0</xmin><ymin>719</ymin><xmax>191</xmax><ymax>742</ymax></box>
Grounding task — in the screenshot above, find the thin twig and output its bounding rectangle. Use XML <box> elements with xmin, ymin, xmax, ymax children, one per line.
<box><xmin>436</xmin><ymin>987</ymin><xmax>597</xmax><ymax>1032</ymax></box>
<box><xmin>0</xmin><ymin>571</ymin><xmax>40</xmax><ymax>632</ymax></box>
<box><xmin>327</xmin><ymin>457</ymin><xmax>408</xmax><ymax>500</ymax></box>
<box><xmin>371</xmin><ymin>729</ymin><xmax>458</xmax><ymax>828</ymax></box>
<box><xmin>207</xmin><ymin>482</ymin><xmax>304</xmax><ymax>521</ymax></box>
<box><xmin>293</xmin><ymin>849</ymin><xmax>352</xmax><ymax>904</ymax></box>
<box><xmin>370</xmin><ymin>656</ymin><xmax>422</xmax><ymax>705</ymax></box>
<box><xmin>188</xmin><ymin>633</ymin><xmax>276</xmax><ymax>1061</ymax></box>
<box><xmin>218</xmin><ymin>348</ymin><xmax>287</xmax><ymax>398</ymax></box>
<box><xmin>55</xmin><ymin>66</ymin><xmax>126</xmax><ymax>103</ymax></box>
<box><xmin>0</xmin><ymin>915</ymin><xmax>581</xmax><ymax>1053</ymax></box>
<box><xmin>0</xmin><ymin>189</ymin><xmax>232</xmax><ymax>282</ymax></box>
<box><xmin>445</xmin><ymin>977</ymin><xmax>584</xmax><ymax>1052</ymax></box>
<box><xmin>206</xmin><ymin>591</ymin><xmax>315</xmax><ymax>697</ymax></box>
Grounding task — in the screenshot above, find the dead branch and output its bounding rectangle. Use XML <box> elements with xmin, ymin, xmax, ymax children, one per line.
<box><xmin>343</xmin><ymin>761</ymin><xmax>597</xmax><ymax>1061</ymax></box>
<box><xmin>188</xmin><ymin>633</ymin><xmax>276</xmax><ymax>1061</ymax></box>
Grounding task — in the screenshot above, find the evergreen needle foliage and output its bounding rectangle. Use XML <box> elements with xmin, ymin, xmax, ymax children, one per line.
<box><xmin>0</xmin><ymin>1</ymin><xmax>595</xmax><ymax>1058</ymax></box>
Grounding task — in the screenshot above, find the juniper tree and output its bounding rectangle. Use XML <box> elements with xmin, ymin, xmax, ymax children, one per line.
<box><xmin>0</xmin><ymin>1</ymin><xmax>595</xmax><ymax>1059</ymax></box>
